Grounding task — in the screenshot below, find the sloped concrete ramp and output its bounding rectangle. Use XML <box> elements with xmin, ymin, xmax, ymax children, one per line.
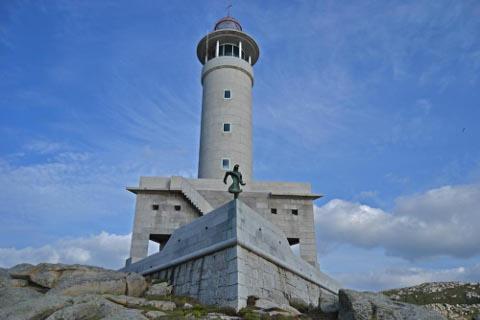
<box><xmin>122</xmin><ymin>200</ymin><xmax>341</xmax><ymax>310</ymax></box>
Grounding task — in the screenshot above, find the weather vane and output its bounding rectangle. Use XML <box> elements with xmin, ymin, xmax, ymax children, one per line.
<box><xmin>226</xmin><ymin>2</ymin><xmax>232</xmax><ymax>17</ymax></box>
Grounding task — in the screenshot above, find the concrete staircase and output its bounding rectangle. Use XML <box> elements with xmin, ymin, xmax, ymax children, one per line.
<box><xmin>170</xmin><ymin>176</ymin><xmax>213</xmax><ymax>215</ymax></box>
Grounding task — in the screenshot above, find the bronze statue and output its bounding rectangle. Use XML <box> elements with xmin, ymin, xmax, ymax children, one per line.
<box><xmin>223</xmin><ymin>164</ymin><xmax>246</xmax><ymax>199</ymax></box>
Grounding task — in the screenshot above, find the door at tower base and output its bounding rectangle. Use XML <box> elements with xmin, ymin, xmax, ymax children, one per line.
<box><xmin>121</xmin><ymin>200</ymin><xmax>341</xmax><ymax>310</ymax></box>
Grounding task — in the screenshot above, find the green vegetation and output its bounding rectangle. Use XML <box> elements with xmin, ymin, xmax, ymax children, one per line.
<box><xmin>144</xmin><ymin>294</ymin><xmax>239</xmax><ymax>318</ymax></box>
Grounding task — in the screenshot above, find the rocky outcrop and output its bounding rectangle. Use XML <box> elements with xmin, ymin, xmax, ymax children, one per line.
<box><xmin>7</xmin><ymin>263</ymin><xmax>148</xmax><ymax>297</ymax></box>
<box><xmin>383</xmin><ymin>282</ymin><xmax>480</xmax><ymax>306</ymax></box>
<box><xmin>426</xmin><ymin>303</ymin><xmax>480</xmax><ymax>320</ymax></box>
<box><xmin>103</xmin><ymin>294</ymin><xmax>176</xmax><ymax>310</ymax></box>
<box><xmin>6</xmin><ymin>262</ymin><xmax>476</xmax><ymax>319</ymax></box>
<box><xmin>0</xmin><ymin>293</ymin><xmax>75</xmax><ymax>320</ymax></box>
<box><xmin>1</xmin><ymin>262</ymin><xmax>295</xmax><ymax>319</ymax></box>
<box><xmin>0</xmin><ymin>286</ymin><xmax>43</xmax><ymax>309</ymax></box>
<box><xmin>0</xmin><ymin>263</ymin><xmax>169</xmax><ymax>320</ymax></box>
<box><xmin>44</xmin><ymin>295</ymin><xmax>148</xmax><ymax>320</ymax></box>
<box><xmin>338</xmin><ymin>289</ymin><xmax>446</xmax><ymax>320</ymax></box>
<box><xmin>383</xmin><ymin>282</ymin><xmax>480</xmax><ymax>319</ymax></box>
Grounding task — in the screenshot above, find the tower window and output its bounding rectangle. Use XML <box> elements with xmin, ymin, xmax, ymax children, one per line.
<box><xmin>219</xmin><ymin>43</ymin><xmax>245</xmax><ymax>59</ymax></box>
<box><xmin>224</xmin><ymin>90</ymin><xmax>231</xmax><ymax>99</ymax></box>
<box><xmin>271</xmin><ymin>208</ymin><xmax>277</xmax><ymax>214</ymax></box>
<box><xmin>152</xmin><ymin>204</ymin><xmax>159</xmax><ymax>211</ymax></box>
<box><xmin>222</xmin><ymin>158</ymin><xmax>230</xmax><ymax>170</ymax></box>
<box><xmin>174</xmin><ymin>205</ymin><xmax>181</xmax><ymax>211</ymax></box>
<box><xmin>223</xmin><ymin>123</ymin><xmax>231</xmax><ymax>132</ymax></box>
<box><xmin>291</xmin><ymin>209</ymin><xmax>298</xmax><ymax>215</ymax></box>
<box><xmin>224</xmin><ymin>44</ymin><xmax>233</xmax><ymax>56</ymax></box>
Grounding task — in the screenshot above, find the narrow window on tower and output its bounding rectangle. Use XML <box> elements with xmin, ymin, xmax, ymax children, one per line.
<box><xmin>223</xmin><ymin>123</ymin><xmax>231</xmax><ymax>132</ymax></box>
<box><xmin>224</xmin><ymin>89</ymin><xmax>231</xmax><ymax>99</ymax></box>
<box><xmin>222</xmin><ymin>158</ymin><xmax>230</xmax><ymax>170</ymax></box>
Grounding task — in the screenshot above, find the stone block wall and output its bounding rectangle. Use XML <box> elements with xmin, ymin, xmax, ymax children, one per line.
<box><xmin>237</xmin><ymin>246</ymin><xmax>329</xmax><ymax>308</ymax></box>
<box><xmin>146</xmin><ymin>244</ymin><xmax>334</xmax><ymax>311</ymax></box>
<box><xmin>148</xmin><ymin>246</ymin><xmax>240</xmax><ymax>309</ymax></box>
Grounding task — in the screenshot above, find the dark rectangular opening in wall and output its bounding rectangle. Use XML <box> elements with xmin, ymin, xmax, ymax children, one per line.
<box><xmin>291</xmin><ymin>209</ymin><xmax>298</xmax><ymax>215</ymax></box>
<box><xmin>271</xmin><ymin>208</ymin><xmax>277</xmax><ymax>214</ymax></box>
<box><xmin>150</xmin><ymin>234</ymin><xmax>171</xmax><ymax>251</ymax></box>
<box><xmin>287</xmin><ymin>237</ymin><xmax>299</xmax><ymax>245</ymax></box>
<box><xmin>152</xmin><ymin>204</ymin><xmax>159</xmax><ymax>211</ymax></box>
<box><xmin>174</xmin><ymin>205</ymin><xmax>181</xmax><ymax>211</ymax></box>
<box><xmin>288</xmin><ymin>238</ymin><xmax>300</xmax><ymax>257</ymax></box>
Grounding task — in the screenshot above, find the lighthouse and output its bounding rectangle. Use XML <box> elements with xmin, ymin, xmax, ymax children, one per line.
<box><xmin>126</xmin><ymin>15</ymin><xmax>321</xmax><ymax>270</ymax></box>
<box><xmin>196</xmin><ymin>16</ymin><xmax>259</xmax><ymax>182</ymax></box>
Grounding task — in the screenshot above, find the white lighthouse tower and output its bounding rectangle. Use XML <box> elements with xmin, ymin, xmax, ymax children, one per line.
<box><xmin>196</xmin><ymin>16</ymin><xmax>259</xmax><ymax>182</ymax></box>
<box><xmin>126</xmin><ymin>15</ymin><xmax>322</xmax><ymax>270</ymax></box>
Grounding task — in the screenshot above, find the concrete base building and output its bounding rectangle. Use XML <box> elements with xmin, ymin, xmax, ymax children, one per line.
<box><xmin>123</xmin><ymin>200</ymin><xmax>340</xmax><ymax>310</ymax></box>
<box><xmin>126</xmin><ymin>176</ymin><xmax>320</xmax><ymax>267</ymax></box>
<box><xmin>123</xmin><ymin>15</ymin><xmax>340</xmax><ymax>309</ymax></box>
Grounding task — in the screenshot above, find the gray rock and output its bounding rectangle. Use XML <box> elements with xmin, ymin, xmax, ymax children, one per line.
<box><xmin>45</xmin><ymin>294</ymin><xmax>148</xmax><ymax>320</ymax></box>
<box><xmin>44</xmin><ymin>295</ymin><xmax>115</xmax><ymax>319</ymax></box>
<box><xmin>103</xmin><ymin>294</ymin><xmax>175</xmax><ymax>310</ymax></box>
<box><xmin>204</xmin><ymin>312</ymin><xmax>241</xmax><ymax>319</ymax></box>
<box><xmin>281</xmin><ymin>304</ymin><xmax>302</xmax><ymax>315</ymax></box>
<box><xmin>126</xmin><ymin>272</ymin><xmax>148</xmax><ymax>296</ymax></box>
<box><xmin>9</xmin><ymin>263</ymin><xmax>147</xmax><ymax>297</ymax></box>
<box><xmin>145</xmin><ymin>300</ymin><xmax>176</xmax><ymax>311</ymax></box>
<box><xmin>268</xmin><ymin>310</ymin><xmax>292</xmax><ymax>317</ymax></box>
<box><xmin>10</xmin><ymin>278</ymin><xmax>30</xmax><ymax>287</ymax></box>
<box><xmin>8</xmin><ymin>263</ymin><xmax>35</xmax><ymax>279</ymax></box>
<box><xmin>254</xmin><ymin>298</ymin><xmax>300</xmax><ymax>315</ymax></box>
<box><xmin>145</xmin><ymin>281</ymin><xmax>173</xmax><ymax>297</ymax></box>
<box><xmin>100</xmin><ymin>309</ymin><xmax>149</xmax><ymax>320</ymax></box>
<box><xmin>103</xmin><ymin>294</ymin><xmax>147</xmax><ymax>307</ymax></box>
<box><xmin>0</xmin><ymin>286</ymin><xmax>43</xmax><ymax>309</ymax></box>
<box><xmin>144</xmin><ymin>310</ymin><xmax>167</xmax><ymax>319</ymax></box>
<box><xmin>48</xmin><ymin>272</ymin><xmax>127</xmax><ymax>297</ymax></box>
<box><xmin>320</xmin><ymin>291</ymin><xmax>340</xmax><ymax>313</ymax></box>
<box><xmin>338</xmin><ymin>289</ymin><xmax>447</xmax><ymax>320</ymax></box>
<box><xmin>0</xmin><ymin>268</ymin><xmax>11</xmax><ymax>287</ymax></box>
<box><xmin>2</xmin><ymin>266</ymin><xmax>31</xmax><ymax>288</ymax></box>
<box><xmin>254</xmin><ymin>298</ymin><xmax>278</xmax><ymax>310</ymax></box>
<box><xmin>0</xmin><ymin>293</ymin><xmax>74</xmax><ymax>320</ymax></box>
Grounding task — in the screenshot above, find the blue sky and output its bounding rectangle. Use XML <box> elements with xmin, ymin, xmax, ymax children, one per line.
<box><xmin>1</xmin><ymin>0</ymin><xmax>480</xmax><ymax>291</ymax></box>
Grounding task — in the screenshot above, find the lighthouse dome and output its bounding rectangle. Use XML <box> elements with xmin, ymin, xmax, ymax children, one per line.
<box><xmin>214</xmin><ymin>16</ymin><xmax>242</xmax><ymax>31</ymax></box>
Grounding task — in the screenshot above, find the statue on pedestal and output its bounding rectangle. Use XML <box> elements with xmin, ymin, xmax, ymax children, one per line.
<box><xmin>223</xmin><ymin>164</ymin><xmax>246</xmax><ymax>199</ymax></box>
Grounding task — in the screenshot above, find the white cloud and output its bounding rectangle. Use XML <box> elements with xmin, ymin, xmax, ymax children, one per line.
<box><xmin>0</xmin><ymin>232</ymin><xmax>131</xmax><ymax>269</ymax></box>
<box><xmin>315</xmin><ymin>184</ymin><xmax>480</xmax><ymax>260</ymax></box>
<box><xmin>0</xmin><ymin>231</ymin><xmax>160</xmax><ymax>270</ymax></box>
